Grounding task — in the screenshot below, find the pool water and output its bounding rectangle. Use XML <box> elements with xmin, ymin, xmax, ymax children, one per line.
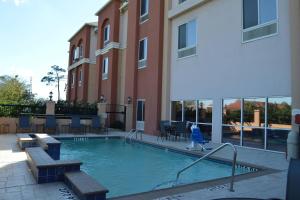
<box><xmin>60</xmin><ymin>138</ymin><xmax>251</xmax><ymax>198</ymax></box>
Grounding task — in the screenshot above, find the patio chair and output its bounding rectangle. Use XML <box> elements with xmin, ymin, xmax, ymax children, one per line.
<box><xmin>45</xmin><ymin>115</ymin><xmax>57</xmax><ymax>134</ymax></box>
<box><xmin>172</xmin><ymin>121</ymin><xmax>188</xmax><ymax>141</ymax></box>
<box><xmin>90</xmin><ymin>116</ymin><xmax>106</xmax><ymax>134</ymax></box>
<box><xmin>157</xmin><ymin>120</ymin><xmax>170</xmax><ymax>141</ymax></box>
<box><xmin>69</xmin><ymin>115</ymin><xmax>84</xmax><ymax>134</ymax></box>
<box><xmin>16</xmin><ymin>115</ymin><xmax>32</xmax><ymax>133</ymax></box>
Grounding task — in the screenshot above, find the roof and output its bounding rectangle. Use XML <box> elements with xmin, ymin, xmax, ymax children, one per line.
<box><xmin>68</xmin><ymin>22</ymin><xmax>98</xmax><ymax>42</ymax></box>
<box><xmin>95</xmin><ymin>0</ymin><xmax>112</xmax><ymax>16</ymax></box>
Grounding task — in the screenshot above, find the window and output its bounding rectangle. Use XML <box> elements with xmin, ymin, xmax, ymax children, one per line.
<box><xmin>78</xmin><ymin>69</ymin><xmax>83</xmax><ymax>86</ymax></box>
<box><xmin>140</xmin><ymin>0</ymin><xmax>149</xmax><ymax>23</ymax></box>
<box><xmin>138</xmin><ymin>38</ymin><xmax>148</xmax><ymax>68</ymax></box>
<box><xmin>79</xmin><ymin>45</ymin><xmax>83</xmax><ymax>58</ymax></box>
<box><xmin>184</xmin><ymin>101</ymin><xmax>196</xmax><ymax>122</ymax></box>
<box><xmin>178</xmin><ymin>20</ymin><xmax>196</xmax><ymax>58</ymax></box>
<box><xmin>171</xmin><ymin>101</ymin><xmax>183</xmax><ymax>122</ymax></box>
<box><xmin>102</xmin><ymin>57</ymin><xmax>109</xmax><ymax>80</ymax></box>
<box><xmin>243</xmin><ymin>0</ymin><xmax>278</xmax><ymax>42</ymax></box>
<box><xmin>222</xmin><ymin>97</ymin><xmax>291</xmax><ymax>152</ymax></box>
<box><xmin>179</xmin><ymin>0</ymin><xmax>186</xmax><ymax>4</ymax></box>
<box><xmin>103</xmin><ymin>24</ymin><xmax>110</xmax><ymax>46</ymax></box>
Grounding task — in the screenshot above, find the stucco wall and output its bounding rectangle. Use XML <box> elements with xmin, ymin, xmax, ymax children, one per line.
<box><xmin>169</xmin><ymin>0</ymin><xmax>291</xmax><ymax>143</ymax></box>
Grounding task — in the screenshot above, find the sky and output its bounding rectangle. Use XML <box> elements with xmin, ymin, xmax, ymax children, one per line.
<box><xmin>0</xmin><ymin>0</ymin><xmax>109</xmax><ymax>100</ymax></box>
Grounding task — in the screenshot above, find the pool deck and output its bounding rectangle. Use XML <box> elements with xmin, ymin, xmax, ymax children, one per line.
<box><xmin>0</xmin><ymin>131</ymin><xmax>288</xmax><ymax>200</ymax></box>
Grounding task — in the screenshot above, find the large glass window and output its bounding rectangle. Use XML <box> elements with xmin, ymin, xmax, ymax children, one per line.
<box><xmin>222</xmin><ymin>99</ymin><xmax>242</xmax><ymax>145</ymax></box>
<box><xmin>184</xmin><ymin>101</ymin><xmax>196</xmax><ymax>122</ymax></box>
<box><xmin>171</xmin><ymin>101</ymin><xmax>183</xmax><ymax>122</ymax></box>
<box><xmin>267</xmin><ymin>97</ymin><xmax>291</xmax><ymax>152</ymax></box>
<box><xmin>198</xmin><ymin>100</ymin><xmax>213</xmax><ymax>141</ymax></box>
<box><xmin>222</xmin><ymin>97</ymin><xmax>291</xmax><ymax>152</ymax></box>
<box><xmin>137</xmin><ymin>100</ymin><xmax>145</xmax><ymax>121</ymax></box>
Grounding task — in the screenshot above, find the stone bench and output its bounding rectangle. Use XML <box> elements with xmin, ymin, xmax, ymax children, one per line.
<box><xmin>65</xmin><ymin>171</ymin><xmax>109</xmax><ymax>200</ymax></box>
<box><xmin>26</xmin><ymin>147</ymin><xmax>82</xmax><ymax>183</ymax></box>
<box><xmin>35</xmin><ymin>133</ymin><xmax>61</xmax><ymax>160</ymax></box>
<box><xmin>16</xmin><ymin>133</ymin><xmax>37</xmax><ymax>150</ymax></box>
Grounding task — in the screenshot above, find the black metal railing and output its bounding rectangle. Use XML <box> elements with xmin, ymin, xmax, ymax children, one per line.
<box><xmin>55</xmin><ymin>103</ymin><xmax>98</xmax><ymax>115</ymax></box>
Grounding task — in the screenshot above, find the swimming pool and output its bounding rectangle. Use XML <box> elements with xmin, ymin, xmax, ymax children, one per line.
<box><xmin>59</xmin><ymin>138</ymin><xmax>253</xmax><ymax>198</ymax></box>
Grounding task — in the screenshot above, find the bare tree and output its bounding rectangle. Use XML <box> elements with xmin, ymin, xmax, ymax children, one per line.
<box><xmin>41</xmin><ymin>65</ymin><xmax>66</xmax><ymax>101</ymax></box>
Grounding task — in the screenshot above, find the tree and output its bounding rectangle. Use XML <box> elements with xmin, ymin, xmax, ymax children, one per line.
<box><xmin>0</xmin><ymin>75</ymin><xmax>34</xmax><ymax>104</ymax></box>
<box><xmin>41</xmin><ymin>65</ymin><xmax>66</xmax><ymax>101</ymax></box>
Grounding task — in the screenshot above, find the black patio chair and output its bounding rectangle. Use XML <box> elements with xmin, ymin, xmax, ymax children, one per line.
<box><xmin>157</xmin><ymin>120</ymin><xmax>170</xmax><ymax>141</ymax></box>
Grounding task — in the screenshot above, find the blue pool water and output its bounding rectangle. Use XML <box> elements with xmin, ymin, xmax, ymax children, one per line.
<box><xmin>60</xmin><ymin>138</ymin><xmax>251</xmax><ymax>198</ymax></box>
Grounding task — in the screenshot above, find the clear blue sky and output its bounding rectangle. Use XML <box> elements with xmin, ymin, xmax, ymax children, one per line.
<box><xmin>0</xmin><ymin>0</ymin><xmax>108</xmax><ymax>100</ymax></box>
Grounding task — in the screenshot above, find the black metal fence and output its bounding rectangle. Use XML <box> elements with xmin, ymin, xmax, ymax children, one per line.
<box><xmin>105</xmin><ymin>104</ymin><xmax>127</xmax><ymax>131</ymax></box>
<box><xmin>0</xmin><ymin>104</ymin><xmax>46</xmax><ymax>117</ymax></box>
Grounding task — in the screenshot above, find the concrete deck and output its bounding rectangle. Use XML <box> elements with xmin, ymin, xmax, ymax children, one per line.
<box><xmin>0</xmin><ymin>134</ymin><xmax>78</xmax><ymax>200</ymax></box>
<box><xmin>0</xmin><ymin>131</ymin><xmax>288</xmax><ymax>199</ymax></box>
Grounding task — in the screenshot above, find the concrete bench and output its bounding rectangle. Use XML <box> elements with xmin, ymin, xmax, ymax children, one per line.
<box><xmin>65</xmin><ymin>171</ymin><xmax>109</xmax><ymax>200</ymax></box>
<box><xmin>16</xmin><ymin>133</ymin><xmax>37</xmax><ymax>150</ymax></box>
<box><xmin>26</xmin><ymin>147</ymin><xmax>82</xmax><ymax>183</ymax></box>
<box><xmin>35</xmin><ymin>133</ymin><xmax>61</xmax><ymax>160</ymax></box>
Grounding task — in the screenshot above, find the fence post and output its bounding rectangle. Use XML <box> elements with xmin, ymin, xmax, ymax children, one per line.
<box><xmin>97</xmin><ymin>103</ymin><xmax>107</xmax><ymax>128</ymax></box>
<box><xmin>125</xmin><ymin>103</ymin><xmax>133</xmax><ymax>131</ymax></box>
<box><xmin>46</xmin><ymin>101</ymin><xmax>55</xmax><ymax>115</ymax></box>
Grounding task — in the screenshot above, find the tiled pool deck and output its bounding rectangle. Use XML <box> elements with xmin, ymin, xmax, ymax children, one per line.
<box><xmin>0</xmin><ymin>131</ymin><xmax>288</xmax><ymax>200</ymax></box>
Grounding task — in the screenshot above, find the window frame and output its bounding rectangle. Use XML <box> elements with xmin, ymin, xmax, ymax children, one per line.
<box><xmin>242</xmin><ymin>0</ymin><xmax>279</xmax><ymax>43</ymax></box>
<box><xmin>177</xmin><ymin>19</ymin><xmax>197</xmax><ymax>58</ymax></box>
<box><xmin>140</xmin><ymin>0</ymin><xmax>149</xmax><ymax>18</ymax></box>
<box><xmin>103</xmin><ymin>24</ymin><xmax>110</xmax><ymax>44</ymax></box>
<box><xmin>102</xmin><ymin>57</ymin><xmax>109</xmax><ymax>80</ymax></box>
<box><xmin>138</xmin><ymin>37</ymin><xmax>148</xmax><ymax>69</ymax></box>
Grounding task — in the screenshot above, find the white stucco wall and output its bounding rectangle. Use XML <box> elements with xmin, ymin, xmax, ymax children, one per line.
<box><xmin>169</xmin><ymin>0</ymin><xmax>291</xmax><ymax>143</ymax></box>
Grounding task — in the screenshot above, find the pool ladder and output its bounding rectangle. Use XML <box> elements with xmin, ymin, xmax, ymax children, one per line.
<box><xmin>74</xmin><ymin>137</ymin><xmax>89</xmax><ymax>141</ymax></box>
<box><xmin>175</xmin><ymin>143</ymin><xmax>237</xmax><ymax>192</ymax></box>
<box><xmin>125</xmin><ymin>129</ymin><xmax>143</xmax><ymax>143</ymax></box>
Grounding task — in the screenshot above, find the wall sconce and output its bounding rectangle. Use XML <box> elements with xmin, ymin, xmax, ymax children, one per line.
<box><xmin>100</xmin><ymin>95</ymin><xmax>105</xmax><ymax>103</ymax></box>
<box><xmin>127</xmin><ymin>96</ymin><xmax>132</xmax><ymax>104</ymax></box>
<box><xmin>49</xmin><ymin>91</ymin><xmax>53</xmax><ymax>101</ymax></box>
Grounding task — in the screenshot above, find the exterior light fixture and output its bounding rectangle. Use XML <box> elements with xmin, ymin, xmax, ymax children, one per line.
<box><xmin>100</xmin><ymin>95</ymin><xmax>105</xmax><ymax>103</ymax></box>
<box><xmin>127</xmin><ymin>96</ymin><xmax>132</xmax><ymax>104</ymax></box>
<box><xmin>49</xmin><ymin>91</ymin><xmax>53</xmax><ymax>101</ymax></box>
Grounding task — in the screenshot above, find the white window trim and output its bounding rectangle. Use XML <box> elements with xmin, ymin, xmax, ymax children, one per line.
<box><xmin>104</xmin><ymin>24</ymin><xmax>110</xmax><ymax>44</ymax></box>
<box><xmin>140</xmin><ymin>0</ymin><xmax>149</xmax><ymax>19</ymax></box>
<box><xmin>241</xmin><ymin>0</ymin><xmax>279</xmax><ymax>43</ymax></box>
<box><xmin>138</xmin><ymin>37</ymin><xmax>148</xmax><ymax>68</ymax></box>
<box><xmin>102</xmin><ymin>57</ymin><xmax>109</xmax><ymax>80</ymax></box>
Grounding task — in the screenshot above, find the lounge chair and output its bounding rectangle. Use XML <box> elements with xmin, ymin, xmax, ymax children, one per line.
<box><xmin>69</xmin><ymin>116</ymin><xmax>83</xmax><ymax>134</ymax></box>
<box><xmin>189</xmin><ymin>126</ymin><xmax>210</xmax><ymax>151</ymax></box>
<box><xmin>45</xmin><ymin>115</ymin><xmax>56</xmax><ymax>134</ymax></box>
<box><xmin>16</xmin><ymin>115</ymin><xmax>32</xmax><ymax>133</ymax></box>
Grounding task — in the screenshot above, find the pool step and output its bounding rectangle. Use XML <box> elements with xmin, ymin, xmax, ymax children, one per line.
<box><xmin>73</xmin><ymin>137</ymin><xmax>89</xmax><ymax>142</ymax></box>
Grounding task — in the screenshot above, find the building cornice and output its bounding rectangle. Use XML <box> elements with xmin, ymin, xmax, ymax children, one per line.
<box><xmin>95</xmin><ymin>42</ymin><xmax>123</xmax><ymax>56</ymax></box>
<box><xmin>68</xmin><ymin>58</ymin><xmax>96</xmax><ymax>71</ymax></box>
<box><xmin>168</xmin><ymin>0</ymin><xmax>212</xmax><ymax>20</ymax></box>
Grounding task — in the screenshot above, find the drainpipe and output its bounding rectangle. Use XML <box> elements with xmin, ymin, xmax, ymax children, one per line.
<box><xmin>287</xmin><ymin>0</ymin><xmax>300</xmax><ymax>160</ymax></box>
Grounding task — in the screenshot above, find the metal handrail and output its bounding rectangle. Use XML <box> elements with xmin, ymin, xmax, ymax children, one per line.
<box><xmin>125</xmin><ymin>129</ymin><xmax>136</xmax><ymax>142</ymax></box>
<box><xmin>175</xmin><ymin>143</ymin><xmax>237</xmax><ymax>192</ymax></box>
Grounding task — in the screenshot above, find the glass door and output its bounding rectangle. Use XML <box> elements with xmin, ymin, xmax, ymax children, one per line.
<box><xmin>136</xmin><ymin>100</ymin><xmax>145</xmax><ymax>131</ymax></box>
